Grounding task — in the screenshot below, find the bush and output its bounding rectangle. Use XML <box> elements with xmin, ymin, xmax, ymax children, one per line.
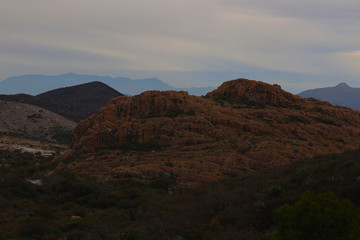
<box><xmin>150</xmin><ymin>172</ymin><xmax>176</xmax><ymax>191</ymax></box>
<box><xmin>50</xmin><ymin>124</ymin><xmax>73</xmax><ymax>145</ymax></box>
<box><xmin>119</xmin><ymin>227</ymin><xmax>142</xmax><ymax>240</ymax></box>
<box><xmin>291</xmin><ymin>164</ymin><xmax>313</xmax><ymax>186</ymax></box>
<box><xmin>272</xmin><ymin>191</ymin><xmax>360</xmax><ymax>240</ymax></box>
<box><xmin>165</xmin><ymin>108</ymin><xmax>185</xmax><ymax>118</ymax></box>
<box><xmin>259</xmin><ymin>184</ymin><xmax>283</xmax><ymax>200</ymax></box>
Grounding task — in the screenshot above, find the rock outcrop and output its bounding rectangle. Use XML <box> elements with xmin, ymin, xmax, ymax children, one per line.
<box><xmin>58</xmin><ymin>79</ymin><xmax>360</xmax><ymax>188</ymax></box>
<box><xmin>207</xmin><ymin>79</ymin><xmax>305</xmax><ymax>106</ymax></box>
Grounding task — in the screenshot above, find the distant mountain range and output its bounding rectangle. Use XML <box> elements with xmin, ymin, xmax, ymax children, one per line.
<box><xmin>0</xmin><ymin>81</ymin><xmax>123</xmax><ymax>122</ymax></box>
<box><xmin>0</xmin><ymin>73</ymin><xmax>215</xmax><ymax>96</ymax></box>
<box><xmin>298</xmin><ymin>83</ymin><xmax>360</xmax><ymax>110</ymax></box>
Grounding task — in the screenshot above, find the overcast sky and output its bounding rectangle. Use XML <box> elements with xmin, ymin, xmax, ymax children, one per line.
<box><xmin>1</xmin><ymin>0</ymin><xmax>360</xmax><ymax>93</ymax></box>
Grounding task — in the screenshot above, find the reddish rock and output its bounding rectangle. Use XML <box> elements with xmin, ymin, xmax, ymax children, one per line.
<box><xmin>57</xmin><ymin>79</ymin><xmax>360</xmax><ymax>188</ymax></box>
<box><xmin>207</xmin><ymin>78</ymin><xmax>305</xmax><ymax>105</ymax></box>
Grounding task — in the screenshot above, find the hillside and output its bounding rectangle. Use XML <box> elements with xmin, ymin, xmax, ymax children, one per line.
<box><xmin>0</xmin><ymin>100</ymin><xmax>76</xmax><ymax>144</ymax></box>
<box><xmin>0</xmin><ymin>73</ymin><xmax>215</xmax><ymax>96</ymax></box>
<box><xmin>298</xmin><ymin>82</ymin><xmax>360</xmax><ymax>110</ymax></box>
<box><xmin>0</xmin><ymin>81</ymin><xmax>123</xmax><ymax>122</ymax></box>
<box><xmin>2</xmin><ymin>145</ymin><xmax>360</xmax><ymax>239</ymax></box>
<box><xmin>57</xmin><ymin>78</ymin><xmax>360</xmax><ymax>188</ymax></box>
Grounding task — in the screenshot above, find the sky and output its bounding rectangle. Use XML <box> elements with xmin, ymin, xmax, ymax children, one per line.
<box><xmin>1</xmin><ymin>0</ymin><xmax>360</xmax><ymax>93</ymax></box>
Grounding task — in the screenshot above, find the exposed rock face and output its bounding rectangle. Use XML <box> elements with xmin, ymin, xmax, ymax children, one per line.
<box><xmin>59</xmin><ymin>79</ymin><xmax>360</xmax><ymax>188</ymax></box>
<box><xmin>72</xmin><ymin>91</ymin><xmax>202</xmax><ymax>152</ymax></box>
<box><xmin>207</xmin><ymin>79</ymin><xmax>305</xmax><ymax>106</ymax></box>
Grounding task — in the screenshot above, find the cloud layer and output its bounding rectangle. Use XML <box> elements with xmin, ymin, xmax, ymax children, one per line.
<box><xmin>1</xmin><ymin>0</ymin><xmax>359</xmax><ymax>91</ymax></box>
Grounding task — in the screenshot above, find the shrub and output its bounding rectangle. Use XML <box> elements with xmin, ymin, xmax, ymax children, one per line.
<box><xmin>291</xmin><ymin>164</ymin><xmax>313</xmax><ymax>186</ymax></box>
<box><xmin>119</xmin><ymin>227</ymin><xmax>142</xmax><ymax>240</ymax></box>
<box><xmin>165</xmin><ymin>108</ymin><xmax>185</xmax><ymax>118</ymax></box>
<box><xmin>272</xmin><ymin>191</ymin><xmax>360</xmax><ymax>240</ymax></box>
<box><xmin>150</xmin><ymin>172</ymin><xmax>176</xmax><ymax>191</ymax></box>
<box><xmin>50</xmin><ymin>124</ymin><xmax>73</xmax><ymax>144</ymax></box>
<box><xmin>165</xmin><ymin>108</ymin><xmax>195</xmax><ymax>118</ymax></box>
<box><xmin>259</xmin><ymin>184</ymin><xmax>284</xmax><ymax>201</ymax></box>
<box><xmin>27</xmin><ymin>113</ymin><xmax>43</xmax><ymax>122</ymax></box>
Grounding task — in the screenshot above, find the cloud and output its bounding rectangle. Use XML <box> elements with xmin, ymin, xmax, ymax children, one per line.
<box><xmin>332</xmin><ymin>50</ymin><xmax>360</xmax><ymax>76</ymax></box>
<box><xmin>0</xmin><ymin>0</ymin><xmax>360</xmax><ymax>90</ymax></box>
<box><xmin>221</xmin><ymin>0</ymin><xmax>360</xmax><ymax>22</ymax></box>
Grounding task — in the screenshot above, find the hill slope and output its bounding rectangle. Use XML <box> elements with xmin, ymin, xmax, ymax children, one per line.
<box><xmin>0</xmin><ymin>81</ymin><xmax>123</xmax><ymax>122</ymax></box>
<box><xmin>298</xmin><ymin>82</ymin><xmax>360</xmax><ymax>110</ymax></box>
<box><xmin>57</xmin><ymin>79</ymin><xmax>360</xmax><ymax>188</ymax></box>
<box><xmin>0</xmin><ymin>100</ymin><xmax>76</xmax><ymax>143</ymax></box>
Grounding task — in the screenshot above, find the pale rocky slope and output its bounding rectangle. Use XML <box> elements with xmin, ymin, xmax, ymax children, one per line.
<box><xmin>0</xmin><ymin>100</ymin><xmax>76</xmax><ymax>143</ymax></box>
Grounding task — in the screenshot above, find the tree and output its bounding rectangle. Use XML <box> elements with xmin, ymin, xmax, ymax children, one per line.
<box><xmin>272</xmin><ymin>191</ymin><xmax>360</xmax><ymax>240</ymax></box>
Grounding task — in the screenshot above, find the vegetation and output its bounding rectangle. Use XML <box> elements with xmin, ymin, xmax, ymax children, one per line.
<box><xmin>50</xmin><ymin>124</ymin><xmax>74</xmax><ymax>145</ymax></box>
<box><xmin>165</xmin><ymin>107</ymin><xmax>196</xmax><ymax>118</ymax></box>
<box><xmin>27</xmin><ymin>113</ymin><xmax>43</xmax><ymax>121</ymax></box>
<box><xmin>1</xmin><ymin>148</ymin><xmax>360</xmax><ymax>239</ymax></box>
<box><xmin>272</xmin><ymin>191</ymin><xmax>360</xmax><ymax>240</ymax></box>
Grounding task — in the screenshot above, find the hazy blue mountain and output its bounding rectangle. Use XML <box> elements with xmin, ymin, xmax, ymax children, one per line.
<box><xmin>298</xmin><ymin>83</ymin><xmax>360</xmax><ymax>110</ymax></box>
<box><xmin>175</xmin><ymin>86</ymin><xmax>215</xmax><ymax>96</ymax></box>
<box><xmin>0</xmin><ymin>73</ymin><xmax>214</xmax><ymax>96</ymax></box>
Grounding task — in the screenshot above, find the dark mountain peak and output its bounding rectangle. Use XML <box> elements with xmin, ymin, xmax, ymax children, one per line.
<box><xmin>37</xmin><ymin>81</ymin><xmax>122</xmax><ymax>99</ymax></box>
<box><xmin>34</xmin><ymin>82</ymin><xmax>123</xmax><ymax>122</ymax></box>
<box><xmin>82</xmin><ymin>81</ymin><xmax>113</xmax><ymax>88</ymax></box>
<box><xmin>335</xmin><ymin>82</ymin><xmax>351</xmax><ymax>88</ymax></box>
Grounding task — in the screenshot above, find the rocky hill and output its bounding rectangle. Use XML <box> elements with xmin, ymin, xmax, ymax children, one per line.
<box><xmin>0</xmin><ymin>100</ymin><xmax>76</xmax><ymax>144</ymax></box>
<box><xmin>58</xmin><ymin>79</ymin><xmax>360</xmax><ymax>188</ymax></box>
<box><xmin>207</xmin><ymin>78</ymin><xmax>305</xmax><ymax>105</ymax></box>
<box><xmin>298</xmin><ymin>82</ymin><xmax>360</xmax><ymax>110</ymax></box>
<box><xmin>0</xmin><ymin>81</ymin><xmax>123</xmax><ymax>122</ymax></box>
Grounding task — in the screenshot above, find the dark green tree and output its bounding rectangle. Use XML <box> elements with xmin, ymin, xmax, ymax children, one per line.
<box><xmin>272</xmin><ymin>191</ymin><xmax>360</xmax><ymax>240</ymax></box>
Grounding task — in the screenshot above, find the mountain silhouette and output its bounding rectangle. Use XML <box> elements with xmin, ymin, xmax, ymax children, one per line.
<box><xmin>298</xmin><ymin>83</ymin><xmax>360</xmax><ymax>110</ymax></box>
